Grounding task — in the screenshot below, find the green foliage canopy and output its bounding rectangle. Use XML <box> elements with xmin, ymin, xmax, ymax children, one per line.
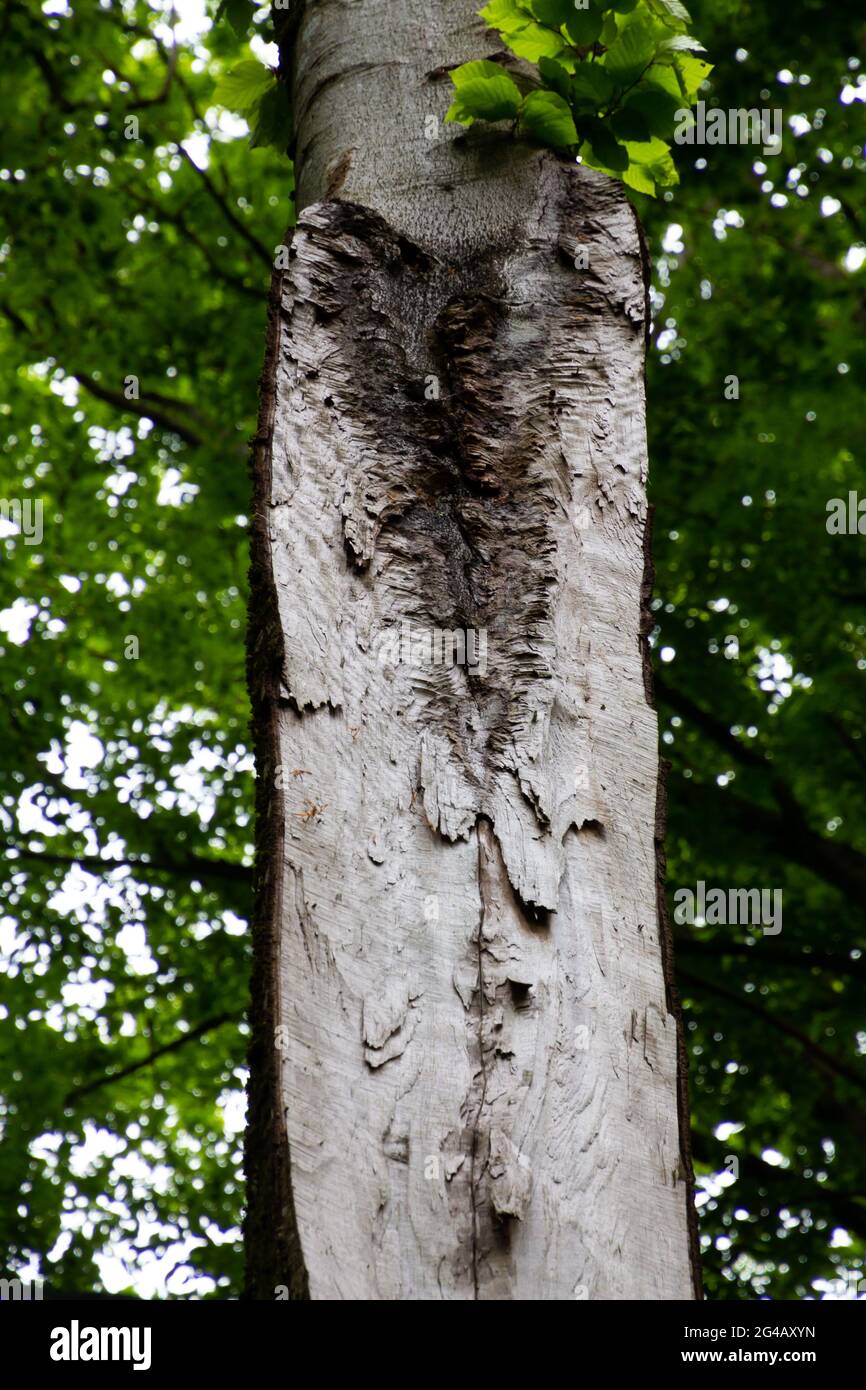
<box><xmin>446</xmin><ymin>0</ymin><xmax>711</xmax><ymax>196</ymax></box>
<box><xmin>0</xmin><ymin>0</ymin><xmax>288</xmax><ymax>1297</ymax></box>
<box><xmin>0</xmin><ymin>0</ymin><xmax>864</xmax><ymax>1302</ymax></box>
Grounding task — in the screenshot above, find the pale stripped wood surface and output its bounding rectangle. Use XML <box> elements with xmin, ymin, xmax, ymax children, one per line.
<box><xmin>256</xmin><ymin>0</ymin><xmax>696</xmax><ymax>1300</ymax></box>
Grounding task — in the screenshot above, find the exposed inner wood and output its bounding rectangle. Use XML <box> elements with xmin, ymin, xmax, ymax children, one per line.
<box><xmin>244</xmin><ymin>0</ymin><xmax>699</xmax><ymax>1301</ymax></box>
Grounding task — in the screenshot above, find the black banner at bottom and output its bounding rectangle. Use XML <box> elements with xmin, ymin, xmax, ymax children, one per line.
<box><xmin>2</xmin><ymin>1292</ymin><xmax>858</xmax><ymax>1376</ymax></box>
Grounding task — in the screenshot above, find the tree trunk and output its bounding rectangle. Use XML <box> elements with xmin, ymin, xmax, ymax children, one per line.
<box><xmin>245</xmin><ymin>0</ymin><xmax>700</xmax><ymax>1301</ymax></box>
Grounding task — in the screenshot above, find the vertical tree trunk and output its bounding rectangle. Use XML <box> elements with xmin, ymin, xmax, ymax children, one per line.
<box><xmin>245</xmin><ymin>0</ymin><xmax>700</xmax><ymax>1301</ymax></box>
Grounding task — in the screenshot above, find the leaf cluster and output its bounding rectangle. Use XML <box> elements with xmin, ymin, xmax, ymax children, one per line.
<box><xmin>447</xmin><ymin>0</ymin><xmax>711</xmax><ymax>196</ymax></box>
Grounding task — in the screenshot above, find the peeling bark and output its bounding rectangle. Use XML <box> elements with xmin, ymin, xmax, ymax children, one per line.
<box><xmin>245</xmin><ymin>0</ymin><xmax>699</xmax><ymax>1301</ymax></box>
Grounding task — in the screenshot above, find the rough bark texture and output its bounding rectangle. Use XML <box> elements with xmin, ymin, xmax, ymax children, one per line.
<box><xmin>245</xmin><ymin>0</ymin><xmax>700</xmax><ymax>1301</ymax></box>
<box><xmin>244</xmin><ymin>266</ymin><xmax>310</xmax><ymax>1302</ymax></box>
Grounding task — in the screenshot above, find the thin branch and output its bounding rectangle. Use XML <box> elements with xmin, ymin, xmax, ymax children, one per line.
<box><xmin>676</xmin><ymin>777</ymin><xmax>866</xmax><ymax>907</ymax></box>
<box><xmin>679</xmin><ymin>968</ymin><xmax>866</xmax><ymax>1095</ymax></box>
<box><xmin>3</xmin><ymin>840</ymin><xmax>252</xmax><ymax>886</ymax></box>
<box><xmin>838</xmin><ymin>196</ymin><xmax>864</xmax><ymax>238</ymax></box>
<box><xmin>0</xmin><ymin>302</ymin><xmax>29</xmax><ymax>336</ymax></box>
<box><xmin>0</xmin><ymin>301</ymin><xmax>209</xmax><ymax>447</ymax></box>
<box><xmin>691</xmin><ymin>1134</ymin><xmax>866</xmax><ymax>1242</ymax></box>
<box><xmin>123</xmin><ymin>186</ymin><xmax>267</xmax><ymax>301</ymax></box>
<box><xmin>63</xmin><ymin>1012</ymin><xmax>242</xmax><ymax>1105</ymax></box>
<box><xmin>74</xmin><ymin>372</ymin><xmax>206</xmax><ymax>448</ymax></box>
<box><xmin>655</xmin><ymin>673</ymin><xmax>773</xmax><ymax>775</ymax></box>
<box><xmin>176</xmin><ymin>146</ymin><xmax>273</xmax><ymax>268</ymax></box>
<box><xmin>675</xmin><ymin>935</ymin><xmax>866</xmax><ymax>984</ymax></box>
<box><xmin>657</xmin><ymin>676</ymin><xmax>866</xmax><ymax>905</ymax></box>
<box><xmin>825</xmin><ymin>713</ymin><xmax>866</xmax><ymax>779</ymax></box>
<box><xmin>28</xmin><ymin>45</ymin><xmax>97</xmax><ymax>114</ymax></box>
<box><xmin>19</xmin><ymin>5</ymin><xmax>176</xmax><ymax>115</ymax></box>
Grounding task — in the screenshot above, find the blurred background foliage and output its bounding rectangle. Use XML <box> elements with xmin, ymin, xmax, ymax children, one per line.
<box><xmin>0</xmin><ymin>0</ymin><xmax>863</xmax><ymax>1299</ymax></box>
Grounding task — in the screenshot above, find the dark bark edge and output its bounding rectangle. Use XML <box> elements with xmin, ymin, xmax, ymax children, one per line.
<box><xmin>635</xmin><ymin>212</ymin><xmax>704</xmax><ymax>1302</ymax></box>
<box><xmin>243</xmin><ymin>233</ymin><xmax>310</xmax><ymax>1301</ymax></box>
<box><xmin>641</xmin><ymin>507</ymin><xmax>704</xmax><ymax>1304</ymax></box>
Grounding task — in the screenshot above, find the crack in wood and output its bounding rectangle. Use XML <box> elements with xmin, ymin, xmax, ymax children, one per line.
<box><xmin>246</xmin><ymin>152</ymin><xmax>698</xmax><ymax>1297</ymax></box>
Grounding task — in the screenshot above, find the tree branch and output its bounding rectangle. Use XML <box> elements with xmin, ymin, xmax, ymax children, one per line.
<box><xmin>176</xmin><ymin>146</ymin><xmax>273</xmax><ymax>268</ymax></box>
<box><xmin>63</xmin><ymin>1012</ymin><xmax>242</xmax><ymax>1105</ymax></box>
<box><xmin>123</xmin><ymin>186</ymin><xmax>267</xmax><ymax>301</ymax></box>
<box><xmin>675</xmin><ymin>935</ymin><xmax>866</xmax><ymax>984</ymax></box>
<box><xmin>74</xmin><ymin>372</ymin><xmax>206</xmax><ymax>448</ymax></box>
<box><xmin>3</xmin><ymin>840</ymin><xmax>252</xmax><ymax>886</ymax></box>
<box><xmin>676</xmin><ymin>778</ymin><xmax>866</xmax><ymax>907</ymax></box>
<box><xmin>0</xmin><ymin>301</ymin><xmax>211</xmax><ymax>447</ymax></box>
<box><xmin>692</xmin><ymin>1133</ymin><xmax>866</xmax><ymax>1242</ymax></box>
<box><xmin>657</xmin><ymin>677</ymin><xmax>866</xmax><ymax>905</ymax></box>
<box><xmin>679</xmin><ymin>968</ymin><xmax>866</xmax><ymax>1095</ymax></box>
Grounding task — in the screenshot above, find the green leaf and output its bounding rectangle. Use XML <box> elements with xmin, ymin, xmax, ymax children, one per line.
<box><xmin>671</xmin><ymin>53</ymin><xmax>712</xmax><ymax>99</ymax></box>
<box><xmin>610</xmin><ymin>106</ymin><xmax>652</xmax><ymax>142</ymax></box>
<box><xmin>538</xmin><ymin>56</ymin><xmax>572</xmax><ymax>101</ymax></box>
<box><xmin>656</xmin><ymin>33</ymin><xmax>707</xmax><ymax>56</ymax></box>
<box><xmin>644</xmin><ymin>0</ymin><xmax>692</xmax><ymax>30</ymax></box>
<box><xmin>500</xmin><ymin>19</ymin><xmax>572</xmax><ymax>62</ymax></box>
<box><xmin>215</xmin><ymin>0</ymin><xmax>254</xmax><ymax>39</ymax></box>
<box><xmin>520</xmin><ymin>88</ymin><xmax>578</xmax><ymax>146</ymax></box>
<box><xmin>601</xmin><ymin>15</ymin><xmax>658</xmax><ymax>86</ymax></box>
<box><xmin>622</xmin><ymin>161</ymin><xmax>658</xmax><ymax>195</ymax></box>
<box><xmin>623</xmin><ymin>136</ymin><xmax>679</xmax><ymax>185</ymax></box>
<box><xmin>562</xmin><ymin>3</ymin><xmax>604</xmax><ymax>47</ymax></box>
<box><xmin>529</xmin><ymin>0</ymin><xmax>574</xmax><ymax>27</ymax></box>
<box><xmin>569</xmin><ymin>63</ymin><xmax>616</xmax><ymax>109</ymax></box>
<box><xmin>581</xmin><ymin>118</ymin><xmax>629</xmax><ymax>170</ymax></box>
<box><xmin>621</xmin><ymin>133</ymin><xmax>671</xmax><ymax>161</ymax></box>
<box><xmin>607</xmin><ymin>0</ymin><xmax>641</xmax><ymax>11</ymax></box>
<box><xmin>249</xmin><ymin>83</ymin><xmax>293</xmax><ymax>153</ymax></box>
<box><xmin>213</xmin><ymin>61</ymin><xmax>275</xmax><ymax>115</ymax></box>
<box><xmin>449</xmin><ymin>58</ymin><xmax>519</xmax><ymax>92</ymax></box>
<box><xmin>445</xmin><ymin>60</ymin><xmax>523</xmax><ymax>125</ymax></box>
<box><xmin>621</xmin><ymin>82</ymin><xmax>683</xmax><ymax>136</ymax></box>
<box><xmin>619</xmin><ymin>130</ymin><xmax>680</xmax><ymax>197</ymax></box>
<box><xmin>641</xmin><ymin>62</ymin><xmax>680</xmax><ymax>96</ymax></box>
<box><xmin>643</xmin><ymin>155</ymin><xmax>678</xmax><ymax>189</ymax></box>
<box><xmin>600</xmin><ymin>10</ymin><xmax>620</xmax><ymax>45</ymax></box>
<box><xmin>479</xmin><ymin>0</ymin><xmax>534</xmax><ymax>32</ymax></box>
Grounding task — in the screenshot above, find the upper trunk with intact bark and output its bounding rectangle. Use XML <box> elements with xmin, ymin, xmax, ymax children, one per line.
<box><xmin>245</xmin><ymin>0</ymin><xmax>700</xmax><ymax>1301</ymax></box>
